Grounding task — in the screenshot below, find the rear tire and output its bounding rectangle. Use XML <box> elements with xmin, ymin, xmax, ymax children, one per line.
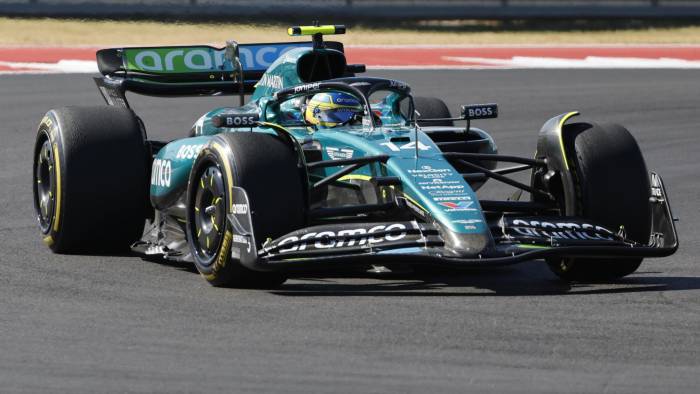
<box><xmin>186</xmin><ymin>132</ymin><xmax>306</xmax><ymax>288</ymax></box>
<box><xmin>32</xmin><ymin>107</ymin><xmax>148</xmax><ymax>253</ymax></box>
<box><xmin>414</xmin><ymin>96</ymin><xmax>453</xmax><ymax>127</ymax></box>
<box><xmin>546</xmin><ymin>122</ymin><xmax>651</xmax><ymax>281</ymax></box>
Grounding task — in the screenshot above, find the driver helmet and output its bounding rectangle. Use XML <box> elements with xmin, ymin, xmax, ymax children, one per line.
<box><xmin>304</xmin><ymin>92</ymin><xmax>363</xmax><ymax>128</ymax></box>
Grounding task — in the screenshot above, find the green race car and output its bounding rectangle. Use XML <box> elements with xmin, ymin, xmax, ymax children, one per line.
<box><xmin>32</xmin><ymin>25</ymin><xmax>678</xmax><ymax>287</ymax></box>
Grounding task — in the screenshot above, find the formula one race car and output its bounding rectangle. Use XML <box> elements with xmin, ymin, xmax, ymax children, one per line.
<box><xmin>32</xmin><ymin>25</ymin><xmax>678</xmax><ymax>287</ymax></box>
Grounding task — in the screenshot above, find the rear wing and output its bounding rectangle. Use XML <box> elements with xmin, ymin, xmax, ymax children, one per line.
<box><xmin>94</xmin><ymin>40</ymin><xmax>344</xmax><ymax>107</ymax></box>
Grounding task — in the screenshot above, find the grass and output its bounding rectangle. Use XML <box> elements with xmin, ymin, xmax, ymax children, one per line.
<box><xmin>1</xmin><ymin>17</ymin><xmax>700</xmax><ymax>46</ymax></box>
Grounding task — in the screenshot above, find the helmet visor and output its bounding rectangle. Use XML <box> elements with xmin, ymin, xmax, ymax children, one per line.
<box><xmin>314</xmin><ymin>107</ymin><xmax>358</xmax><ymax>125</ymax></box>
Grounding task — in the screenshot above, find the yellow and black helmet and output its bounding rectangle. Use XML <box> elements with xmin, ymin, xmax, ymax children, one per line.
<box><xmin>304</xmin><ymin>92</ymin><xmax>363</xmax><ymax>128</ymax></box>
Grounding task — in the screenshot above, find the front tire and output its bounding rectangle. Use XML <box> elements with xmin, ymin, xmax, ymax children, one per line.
<box><xmin>546</xmin><ymin>122</ymin><xmax>651</xmax><ymax>281</ymax></box>
<box><xmin>186</xmin><ymin>132</ymin><xmax>306</xmax><ymax>288</ymax></box>
<box><xmin>32</xmin><ymin>107</ymin><xmax>148</xmax><ymax>253</ymax></box>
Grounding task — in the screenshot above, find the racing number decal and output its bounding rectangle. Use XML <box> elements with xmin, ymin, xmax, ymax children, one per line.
<box><xmin>380</xmin><ymin>141</ymin><xmax>431</xmax><ymax>152</ymax></box>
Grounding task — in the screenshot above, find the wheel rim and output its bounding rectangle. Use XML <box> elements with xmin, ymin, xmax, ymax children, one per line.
<box><xmin>192</xmin><ymin>165</ymin><xmax>226</xmax><ymax>265</ymax></box>
<box><xmin>34</xmin><ymin>137</ymin><xmax>56</xmax><ymax>233</ymax></box>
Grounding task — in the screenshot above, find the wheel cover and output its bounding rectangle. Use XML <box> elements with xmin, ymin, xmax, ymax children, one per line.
<box><xmin>34</xmin><ymin>138</ymin><xmax>56</xmax><ymax>233</ymax></box>
<box><xmin>192</xmin><ymin>165</ymin><xmax>226</xmax><ymax>265</ymax></box>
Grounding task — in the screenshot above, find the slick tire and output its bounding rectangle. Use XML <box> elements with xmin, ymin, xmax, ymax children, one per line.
<box><xmin>186</xmin><ymin>132</ymin><xmax>306</xmax><ymax>288</ymax></box>
<box><xmin>414</xmin><ymin>96</ymin><xmax>453</xmax><ymax>127</ymax></box>
<box><xmin>547</xmin><ymin>122</ymin><xmax>651</xmax><ymax>282</ymax></box>
<box><xmin>33</xmin><ymin>107</ymin><xmax>149</xmax><ymax>253</ymax></box>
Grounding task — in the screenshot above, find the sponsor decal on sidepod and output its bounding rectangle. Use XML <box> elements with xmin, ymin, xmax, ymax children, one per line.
<box><xmin>151</xmin><ymin>159</ymin><xmax>171</xmax><ymax>187</ymax></box>
<box><xmin>175</xmin><ymin>144</ymin><xmax>205</xmax><ymax>160</ymax></box>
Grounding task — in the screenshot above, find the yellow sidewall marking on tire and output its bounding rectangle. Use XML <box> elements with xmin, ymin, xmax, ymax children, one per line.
<box><xmin>210</xmin><ymin>142</ymin><xmax>234</xmax><ymax>212</ymax></box>
<box><xmin>51</xmin><ymin>141</ymin><xmax>62</xmax><ymax>232</ymax></box>
<box><xmin>40</xmin><ymin>116</ymin><xmax>53</xmax><ymax>129</ymax></box>
<box><xmin>203</xmin><ymin>230</ymin><xmax>233</xmax><ymax>281</ymax></box>
<box><xmin>557</xmin><ymin>111</ymin><xmax>579</xmax><ymax>171</ymax></box>
<box><xmin>205</xmin><ymin>142</ymin><xmax>234</xmax><ymax>282</ymax></box>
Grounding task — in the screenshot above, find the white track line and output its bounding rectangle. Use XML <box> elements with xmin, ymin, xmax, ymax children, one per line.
<box><xmin>0</xmin><ymin>60</ymin><xmax>98</xmax><ymax>74</ymax></box>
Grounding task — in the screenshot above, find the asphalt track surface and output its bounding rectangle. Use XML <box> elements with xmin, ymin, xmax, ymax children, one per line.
<box><xmin>1</xmin><ymin>70</ymin><xmax>698</xmax><ymax>393</ymax></box>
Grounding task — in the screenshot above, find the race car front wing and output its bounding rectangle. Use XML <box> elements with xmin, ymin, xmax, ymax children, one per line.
<box><xmin>227</xmin><ymin>172</ymin><xmax>678</xmax><ymax>273</ymax></box>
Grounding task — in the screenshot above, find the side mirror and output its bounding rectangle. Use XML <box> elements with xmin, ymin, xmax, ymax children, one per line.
<box><xmin>461</xmin><ymin>103</ymin><xmax>498</xmax><ymax>120</ymax></box>
<box><xmin>225</xmin><ymin>40</ymin><xmax>245</xmax><ymax>106</ymax></box>
<box><xmin>346</xmin><ymin>64</ymin><xmax>366</xmax><ymax>74</ymax></box>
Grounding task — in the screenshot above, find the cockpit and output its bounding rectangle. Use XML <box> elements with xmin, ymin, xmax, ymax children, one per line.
<box><xmin>262</xmin><ymin>77</ymin><xmax>416</xmax><ymax>132</ymax></box>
